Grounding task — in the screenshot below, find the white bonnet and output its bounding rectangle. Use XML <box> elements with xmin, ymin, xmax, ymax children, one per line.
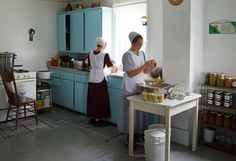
<box><xmin>96</xmin><ymin>37</ymin><xmax>107</xmax><ymax>47</ymax></box>
<box><xmin>129</xmin><ymin>31</ymin><xmax>140</xmax><ymax>43</ymax></box>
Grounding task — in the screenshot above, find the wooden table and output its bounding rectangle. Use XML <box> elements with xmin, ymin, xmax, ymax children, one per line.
<box><xmin>127</xmin><ymin>93</ymin><xmax>201</xmax><ymax>161</ymax></box>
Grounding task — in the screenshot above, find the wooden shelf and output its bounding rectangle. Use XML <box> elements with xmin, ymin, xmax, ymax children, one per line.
<box><xmin>201</xmin><ymin>140</ymin><xmax>236</xmax><ymax>155</ymax></box>
<box><xmin>201</xmin><ymin>123</ymin><xmax>236</xmax><ymax>133</ymax></box>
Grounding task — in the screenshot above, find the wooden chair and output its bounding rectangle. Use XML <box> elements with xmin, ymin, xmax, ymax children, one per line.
<box><xmin>0</xmin><ymin>68</ymin><xmax>38</xmax><ymax>129</ymax></box>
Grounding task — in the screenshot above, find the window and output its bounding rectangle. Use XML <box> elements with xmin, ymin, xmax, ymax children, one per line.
<box><xmin>113</xmin><ymin>2</ymin><xmax>147</xmax><ymax>65</ymax></box>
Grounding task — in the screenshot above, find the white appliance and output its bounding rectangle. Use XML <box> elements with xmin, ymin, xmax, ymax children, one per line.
<box><xmin>0</xmin><ymin>71</ymin><xmax>36</xmax><ymax>110</ymax></box>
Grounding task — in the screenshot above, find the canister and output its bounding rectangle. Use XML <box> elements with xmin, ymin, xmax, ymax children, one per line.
<box><xmin>209</xmin><ymin>72</ymin><xmax>218</xmax><ymax>86</ymax></box>
<box><xmin>216</xmin><ymin>73</ymin><xmax>225</xmax><ymax>87</ymax></box>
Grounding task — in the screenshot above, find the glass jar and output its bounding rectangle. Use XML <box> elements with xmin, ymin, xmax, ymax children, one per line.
<box><xmin>224</xmin><ymin>92</ymin><xmax>232</xmax><ymax>101</ymax></box>
<box><xmin>223</xmin><ymin>114</ymin><xmax>232</xmax><ymax>129</ymax></box>
<box><xmin>202</xmin><ymin>110</ymin><xmax>208</xmax><ymax>123</ymax></box>
<box><xmin>216</xmin><ymin>73</ymin><xmax>225</xmax><ymax>87</ymax></box>
<box><xmin>214</xmin><ymin>91</ymin><xmax>223</xmax><ymax>101</ymax></box>
<box><xmin>215</xmin><ymin>113</ymin><xmax>223</xmax><ymax>127</ymax></box>
<box><xmin>205</xmin><ymin>72</ymin><xmax>211</xmax><ymax>85</ymax></box>
<box><xmin>223</xmin><ymin>100</ymin><xmax>232</xmax><ymax>108</ymax></box>
<box><xmin>225</xmin><ymin>76</ymin><xmax>233</xmax><ymax>88</ymax></box>
<box><xmin>207</xmin><ymin>90</ymin><xmax>214</xmax><ymax>99</ymax></box>
<box><xmin>208</xmin><ymin>111</ymin><xmax>216</xmax><ymax>125</ymax></box>
<box><xmin>209</xmin><ymin>72</ymin><xmax>218</xmax><ymax>86</ymax></box>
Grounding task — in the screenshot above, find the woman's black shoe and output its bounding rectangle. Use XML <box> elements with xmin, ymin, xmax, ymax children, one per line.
<box><xmin>88</xmin><ymin>118</ymin><xmax>96</xmax><ymax>125</ymax></box>
<box><xmin>94</xmin><ymin>120</ymin><xmax>108</xmax><ymax>127</ymax></box>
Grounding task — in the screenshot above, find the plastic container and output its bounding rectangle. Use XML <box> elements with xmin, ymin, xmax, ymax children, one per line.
<box><xmin>145</xmin><ymin>124</ymin><xmax>165</xmax><ymax>161</ymax></box>
<box><xmin>204</xmin><ymin>127</ymin><xmax>215</xmax><ymax>143</ymax></box>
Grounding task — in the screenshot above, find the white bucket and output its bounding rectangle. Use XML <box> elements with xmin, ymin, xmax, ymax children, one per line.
<box><xmin>144</xmin><ymin>126</ymin><xmax>165</xmax><ymax>161</ymax></box>
<box><xmin>204</xmin><ymin>128</ymin><xmax>215</xmax><ymax>143</ymax></box>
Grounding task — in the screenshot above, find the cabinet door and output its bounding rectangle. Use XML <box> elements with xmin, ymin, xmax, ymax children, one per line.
<box><xmin>108</xmin><ymin>88</ymin><xmax>121</xmax><ymax>124</ymax></box>
<box><xmin>50</xmin><ymin>77</ymin><xmax>61</xmax><ymax>105</ymax></box>
<box><xmin>74</xmin><ymin>82</ymin><xmax>88</xmax><ymax>114</ymax></box>
<box><xmin>70</xmin><ymin>12</ymin><xmax>84</xmax><ymax>52</ymax></box>
<box><xmin>61</xmin><ymin>79</ymin><xmax>74</xmax><ymax>109</ymax></box>
<box><xmin>84</xmin><ymin>9</ymin><xmax>102</xmax><ymax>52</ymax></box>
<box><xmin>57</xmin><ymin>14</ymin><xmax>66</xmax><ymax>52</ymax></box>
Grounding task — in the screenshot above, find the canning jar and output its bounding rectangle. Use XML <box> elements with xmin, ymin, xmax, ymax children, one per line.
<box><xmin>202</xmin><ymin>110</ymin><xmax>208</xmax><ymax>123</ymax></box>
<box><xmin>214</xmin><ymin>91</ymin><xmax>223</xmax><ymax>101</ymax></box>
<box><xmin>232</xmin><ymin>115</ymin><xmax>236</xmax><ymax>130</ymax></box>
<box><xmin>223</xmin><ymin>114</ymin><xmax>232</xmax><ymax>129</ymax></box>
<box><xmin>207</xmin><ymin>90</ymin><xmax>214</xmax><ymax>99</ymax></box>
<box><xmin>224</xmin><ymin>92</ymin><xmax>232</xmax><ymax>101</ymax></box>
<box><xmin>225</xmin><ymin>76</ymin><xmax>233</xmax><ymax>88</ymax></box>
<box><xmin>215</xmin><ymin>113</ymin><xmax>223</xmax><ymax>127</ymax></box>
<box><xmin>209</xmin><ymin>72</ymin><xmax>218</xmax><ymax>86</ymax></box>
<box><xmin>205</xmin><ymin>72</ymin><xmax>211</xmax><ymax>85</ymax></box>
<box><xmin>208</xmin><ymin>111</ymin><xmax>216</xmax><ymax>125</ymax></box>
<box><xmin>224</xmin><ymin>100</ymin><xmax>232</xmax><ymax>108</ymax></box>
<box><xmin>216</xmin><ymin>73</ymin><xmax>225</xmax><ymax>87</ymax></box>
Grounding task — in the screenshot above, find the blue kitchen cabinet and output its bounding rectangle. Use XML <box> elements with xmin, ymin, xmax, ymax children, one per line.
<box><xmin>84</xmin><ymin>7</ymin><xmax>112</xmax><ymax>53</ymax></box>
<box><xmin>57</xmin><ymin>13</ymin><xmax>67</xmax><ymax>52</ymax></box>
<box><xmin>74</xmin><ymin>74</ymin><xmax>88</xmax><ymax>114</ymax></box>
<box><xmin>57</xmin><ymin>7</ymin><xmax>112</xmax><ymax>53</ymax></box>
<box><xmin>48</xmin><ymin>68</ymin><xmax>61</xmax><ymax>105</ymax></box>
<box><xmin>107</xmin><ymin>76</ymin><xmax>122</xmax><ymax>124</ymax></box>
<box><xmin>60</xmin><ymin>71</ymin><xmax>74</xmax><ymax>109</ymax></box>
<box><xmin>70</xmin><ymin>12</ymin><xmax>84</xmax><ymax>53</ymax></box>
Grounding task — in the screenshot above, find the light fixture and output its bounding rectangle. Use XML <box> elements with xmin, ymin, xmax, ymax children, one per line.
<box><xmin>28</xmin><ymin>28</ymin><xmax>35</xmax><ymax>41</ymax></box>
<box><xmin>141</xmin><ymin>16</ymin><xmax>147</xmax><ymax>26</ymax></box>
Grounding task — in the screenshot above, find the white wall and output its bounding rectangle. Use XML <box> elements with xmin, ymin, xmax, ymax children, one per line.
<box><xmin>147</xmin><ymin>0</ymin><xmax>163</xmax><ymax>66</ymax></box>
<box><xmin>0</xmin><ymin>0</ymin><xmax>64</xmax><ymax>71</ymax></box>
<box><xmin>162</xmin><ymin>0</ymin><xmax>191</xmax><ymax>88</ymax></box>
<box><xmin>204</xmin><ymin>0</ymin><xmax>236</xmax><ymax>76</ymax></box>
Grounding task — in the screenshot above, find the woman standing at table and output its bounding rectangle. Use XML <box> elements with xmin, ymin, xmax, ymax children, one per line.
<box><xmin>118</xmin><ymin>31</ymin><xmax>157</xmax><ymax>143</ymax></box>
<box><xmin>87</xmin><ymin>37</ymin><xmax>114</xmax><ymax>127</ymax></box>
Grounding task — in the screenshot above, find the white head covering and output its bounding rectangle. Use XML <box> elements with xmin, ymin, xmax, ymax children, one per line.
<box><xmin>96</xmin><ymin>37</ymin><xmax>107</xmax><ymax>47</ymax></box>
<box><xmin>129</xmin><ymin>31</ymin><xmax>140</xmax><ymax>43</ymax></box>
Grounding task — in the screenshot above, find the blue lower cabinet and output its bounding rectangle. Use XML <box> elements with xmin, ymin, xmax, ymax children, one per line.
<box><xmin>107</xmin><ymin>87</ymin><xmax>121</xmax><ymax>124</ymax></box>
<box><xmin>60</xmin><ymin>79</ymin><xmax>74</xmax><ymax>109</ymax></box>
<box><xmin>74</xmin><ymin>82</ymin><xmax>88</xmax><ymax>114</ymax></box>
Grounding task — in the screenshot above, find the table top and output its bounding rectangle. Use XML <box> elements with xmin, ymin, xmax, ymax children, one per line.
<box><xmin>127</xmin><ymin>93</ymin><xmax>201</xmax><ymax>108</ymax></box>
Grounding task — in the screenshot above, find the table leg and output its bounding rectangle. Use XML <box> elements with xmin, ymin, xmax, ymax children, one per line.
<box><xmin>165</xmin><ymin>112</ymin><xmax>171</xmax><ymax>161</ymax></box>
<box><xmin>192</xmin><ymin>99</ymin><xmax>199</xmax><ymax>151</ymax></box>
<box><xmin>129</xmin><ymin>101</ymin><xmax>134</xmax><ymax>156</ymax></box>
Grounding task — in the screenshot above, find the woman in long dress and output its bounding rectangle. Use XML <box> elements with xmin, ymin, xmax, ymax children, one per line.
<box><xmin>118</xmin><ymin>31</ymin><xmax>157</xmax><ymax>142</ymax></box>
<box><xmin>87</xmin><ymin>37</ymin><xmax>114</xmax><ymax>127</ymax></box>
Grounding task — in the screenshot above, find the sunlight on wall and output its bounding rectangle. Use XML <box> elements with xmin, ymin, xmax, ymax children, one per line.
<box><xmin>113</xmin><ymin>2</ymin><xmax>147</xmax><ymax>65</ymax></box>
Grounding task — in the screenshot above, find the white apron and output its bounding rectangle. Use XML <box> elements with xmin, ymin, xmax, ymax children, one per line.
<box><xmin>88</xmin><ymin>51</ymin><xmax>106</xmax><ymax>83</ymax></box>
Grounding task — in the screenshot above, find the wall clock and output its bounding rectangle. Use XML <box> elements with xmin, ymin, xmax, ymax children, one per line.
<box><xmin>168</xmin><ymin>0</ymin><xmax>184</xmax><ymax>6</ymax></box>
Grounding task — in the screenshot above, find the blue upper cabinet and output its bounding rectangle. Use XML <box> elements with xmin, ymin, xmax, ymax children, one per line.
<box><xmin>84</xmin><ymin>9</ymin><xmax>102</xmax><ymax>52</ymax></box>
<box><xmin>57</xmin><ymin>14</ymin><xmax>66</xmax><ymax>52</ymax></box>
<box><xmin>70</xmin><ymin>12</ymin><xmax>84</xmax><ymax>53</ymax></box>
<box><xmin>57</xmin><ymin>7</ymin><xmax>112</xmax><ymax>53</ymax></box>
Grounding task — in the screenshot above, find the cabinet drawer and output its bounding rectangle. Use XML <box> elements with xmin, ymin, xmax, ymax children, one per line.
<box><xmin>107</xmin><ymin>77</ymin><xmax>122</xmax><ymax>89</ymax></box>
<box><xmin>75</xmin><ymin>74</ymin><xmax>89</xmax><ymax>83</ymax></box>
<box><xmin>61</xmin><ymin>71</ymin><xmax>74</xmax><ymax>80</ymax></box>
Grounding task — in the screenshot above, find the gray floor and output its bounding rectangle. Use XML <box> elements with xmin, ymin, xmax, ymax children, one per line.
<box><xmin>0</xmin><ymin>106</ymin><xmax>235</xmax><ymax>161</ymax></box>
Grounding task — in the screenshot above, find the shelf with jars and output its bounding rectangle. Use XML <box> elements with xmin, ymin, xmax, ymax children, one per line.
<box><xmin>200</xmin><ymin>72</ymin><xmax>236</xmax><ymax>155</ymax></box>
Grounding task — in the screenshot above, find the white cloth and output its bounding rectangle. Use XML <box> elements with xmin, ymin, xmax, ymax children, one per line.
<box><xmin>129</xmin><ymin>31</ymin><xmax>140</xmax><ymax>43</ymax></box>
<box><xmin>96</xmin><ymin>37</ymin><xmax>106</xmax><ymax>48</ymax></box>
<box><xmin>122</xmin><ymin>50</ymin><xmax>145</xmax><ymax>93</ymax></box>
<box><xmin>88</xmin><ymin>51</ymin><xmax>106</xmax><ymax>83</ymax></box>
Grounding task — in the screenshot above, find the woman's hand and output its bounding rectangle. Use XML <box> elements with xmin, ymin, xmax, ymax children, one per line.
<box><xmin>143</xmin><ymin>59</ymin><xmax>157</xmax><ymax>74</ymax></box>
